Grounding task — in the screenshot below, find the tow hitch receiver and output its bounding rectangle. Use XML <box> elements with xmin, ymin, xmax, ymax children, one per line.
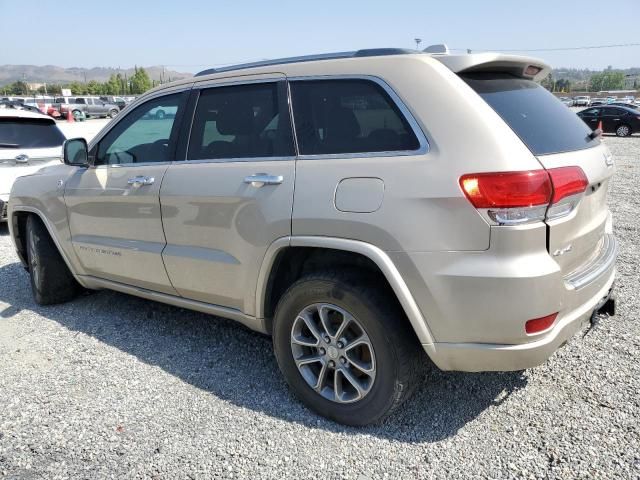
<box><xmin>585</xmin><ymin>290</ymin><xmax>616</xmax><ymax>336</ymax></box>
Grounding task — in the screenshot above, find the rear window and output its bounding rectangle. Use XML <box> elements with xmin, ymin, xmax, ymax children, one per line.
<box><xmin>290</xmin><ymin>79</ymin><xmax>420</xmax><ymax>155</ymax></box>
<box><xmin>0</xmin><ymin>118</ymin><xmax>65</xmax><ymax>148</ymax></box>
<box><xmin>462</xmin><ymin>73</ymin><xmax>598</xmax><ymax>155</ymax></box>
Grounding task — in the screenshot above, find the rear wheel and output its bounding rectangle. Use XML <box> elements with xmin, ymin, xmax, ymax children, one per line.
<box><xmin>26</xmin><ymin>215</ymin><xmax>81</xmax><ymax>305</ymax></box>
<box><xmin>616</xmin><ymin>124</ymin><xmax>631</xmax><ymax>137</ymax></box>
<box><xmin>273</xmin><ymin>271</ymin><xmax>423</xmax><ymax>425</ymax></box>
<box><xmin>155</xmin><ymin>110</ymin><xmax>165</xmax><ymax>120</ymax></box>
<box><xmin>72</xmin><ymin>109</ymin><xmax>82</xmax><ymax>120</ymax></box>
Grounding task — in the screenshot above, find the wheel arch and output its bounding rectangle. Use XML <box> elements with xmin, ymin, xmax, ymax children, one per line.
<box><xmin>10</xmin><ymin>207</ymin><xmax>81</xmax><ymax>283</ymax></box>
<box><xmin>256</xmin><ymin>236</ymin><xmax>435</xmax><ymax>345</ymax></box>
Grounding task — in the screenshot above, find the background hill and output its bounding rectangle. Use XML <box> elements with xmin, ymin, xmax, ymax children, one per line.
<box><xmin>0</xmin><ymin>65</ymin><xmax>193</xmax><ymax>86</ymax></box>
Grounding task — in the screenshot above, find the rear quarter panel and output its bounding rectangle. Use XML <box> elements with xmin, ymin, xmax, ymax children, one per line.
<box><xmin>289</xmin><ymin>56</ymin><xmax>544</xmax><ymax>253</ymax></box>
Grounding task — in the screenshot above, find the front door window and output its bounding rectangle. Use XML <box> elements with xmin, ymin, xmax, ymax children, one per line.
<box><xmin>96</xmin><ymin>92</ymin><xmax>187</xmax><ymax>165</ymax></box>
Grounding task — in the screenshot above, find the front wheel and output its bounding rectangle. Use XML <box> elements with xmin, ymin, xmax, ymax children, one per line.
<box><xmin>109</xmin><ymin>109</ymin><xmax>119</xmax><ymax>118</ymax></box>
<box><xmin>616</xmin><ymin>124</ymin><xmax>631</xmax><ymax>137</ymax></box>
<box><xmin>272</xmin><ymin>271</ymin><xmax>423</xmax><ymax>425</ymax></box>
<box><xmin>26</xmin><ymin>215</ymin><xmax>81</xmax><ymax>305</ymax></box>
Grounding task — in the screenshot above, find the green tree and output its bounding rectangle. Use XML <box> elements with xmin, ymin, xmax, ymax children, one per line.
<box><xmin>589</xmin><ymin>71</ymin><xmax>625</xmax><ymax>91</ymax></box>
<box><xmin>86</xmin><ymin>80</ymin><xmax>103</xmax><ymax>95</ymax></box>
<box><xmin>68</xmin><ymin>81</ymin><xmax>86</xmax><ymax>95</ymax></box>
<box><xmin>9</xmin><ymin>81</ymin><xmax>28</xmax><ymax>95</ymax></box>
<box><xmin>48</xmin><ymin>84</ymin><xmax>62</xmax><ymax>95</ymax></box>
<box><xmin>130</xmin><ymin>66</ymin><xmax>151</xmax><ymax>94</ymax></box>
<box><xmin>105</xmin><ymin>73</ymin><xmax>123</xmax><ymax>95</ymax></box>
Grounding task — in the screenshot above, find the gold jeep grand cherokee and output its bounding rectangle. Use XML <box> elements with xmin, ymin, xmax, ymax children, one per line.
<box><xmin>8</xmin><ymin>47</ymin><xmax>617</xmax><ymax>425</ymax></box>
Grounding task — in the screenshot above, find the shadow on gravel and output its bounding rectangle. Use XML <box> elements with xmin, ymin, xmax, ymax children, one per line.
<box><xmin>0</xmin><ymin>223</ymin><xmax>8</xmax><ymax>236</ymax></box>
<box><xmin>0</xmin><ymin>261</ymin><xmax>527</xmax><ymax>443</ymax></box>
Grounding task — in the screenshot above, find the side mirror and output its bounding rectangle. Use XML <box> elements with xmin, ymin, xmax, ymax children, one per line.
<box><xmin>63</xmin><ymin>138</ymin><xmax>89</xmax><ymax>166</ymax></box>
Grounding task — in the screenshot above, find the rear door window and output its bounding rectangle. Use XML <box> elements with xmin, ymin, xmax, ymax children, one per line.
<box><xmin>462</xmin><ymin>73</ymin><xmax>598</xmax><ymax>155</ymax></box>
<box><xmin>290</xmin><ymin>79</ymin><xmax>420</xmax><ymax>155</ymax></box>
<box><xmin>602</xmin><ymin>107</ymin><xmax>626</xmax><ymax>116</ymax></box>
<box><xmin>0</xmin><ymin>118</ymin><xmax>65</xmax><ymax>148</ymax></box>
<box><xmin>187</xmin><ymin>82</ymin><xmax>294</xmax><ymax>160</ymax></box>
<box><xmin>581</xmin><ymin>108</ymin><xmax>601</xmax><ymax>117</ymax></box>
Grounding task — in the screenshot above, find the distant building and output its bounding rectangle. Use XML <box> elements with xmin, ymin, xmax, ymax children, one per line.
<box><xmin>26</xmin><ymin>82</ymin><xmax>46</xmax><ymax>91</ymax></box>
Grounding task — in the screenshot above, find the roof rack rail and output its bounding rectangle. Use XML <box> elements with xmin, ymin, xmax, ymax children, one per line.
<box><xmin>194</xmin><ymin>48</ymin><xmax>420</xmax><ymax>77</ymax></box>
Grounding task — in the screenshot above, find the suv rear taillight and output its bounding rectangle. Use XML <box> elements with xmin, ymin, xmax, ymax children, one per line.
<box><xmin>546</xmin><ymin>166</ymin><xmax>589</xmax><ymax>220</ymax></box>
<box><xmin>460</xmin><ymin>166</ymin><xmax>588</xmax><ymax>225</ymax></box>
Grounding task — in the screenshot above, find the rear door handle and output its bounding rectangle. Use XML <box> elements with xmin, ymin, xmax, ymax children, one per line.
<box><xmin>243</xmin><ymin>173</ymin><xmax>284</xmax><ymax>188</ymax></box>
<box><xmin>127</xmin><ymin>175</ymin><xmax>155</xmax><ymax>186</ymax></box>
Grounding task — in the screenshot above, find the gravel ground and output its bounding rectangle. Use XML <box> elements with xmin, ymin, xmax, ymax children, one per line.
<box><xmin>0</xmin><ymin>136</ymin><xmax>638</xmax><ymax>479</ymax></box>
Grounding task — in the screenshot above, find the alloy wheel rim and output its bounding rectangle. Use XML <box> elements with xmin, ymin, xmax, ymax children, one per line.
<box><xmin>290</xmin><ymin>303</ymin><xmax>376</xmax><ymax>403</ymax></box>
<box><xmin>618</xmin><ymin>125</ymin><xmax>629</xmax><ymax>136</ymax></box>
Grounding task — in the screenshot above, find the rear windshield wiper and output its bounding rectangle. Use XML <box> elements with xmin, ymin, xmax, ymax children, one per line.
<box><xmin>0</xmin><ymin>143</ymin><xmax>20</xmax><ymax>148</ymax></box>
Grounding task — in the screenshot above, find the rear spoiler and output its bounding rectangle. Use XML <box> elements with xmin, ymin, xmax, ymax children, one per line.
<box><xmin>434</xmin><ymin>53</ymin><xmax>551</xmax><ymax>82</ymax></box>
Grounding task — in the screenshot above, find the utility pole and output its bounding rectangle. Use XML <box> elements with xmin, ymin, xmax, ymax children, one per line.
<box><xmin>414</xmin><ymin>38</ymin><xmax>422</xmax><ymax>50</ymax></box>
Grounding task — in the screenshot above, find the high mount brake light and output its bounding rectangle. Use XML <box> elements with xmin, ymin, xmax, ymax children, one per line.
<box><xmin>460</xmin><ymin>167</ymin><xmax>588</xmax><ymax>225</ymax></box>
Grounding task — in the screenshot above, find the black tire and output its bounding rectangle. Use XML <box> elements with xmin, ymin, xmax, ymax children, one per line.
<box><xmin>615</xmin><ymin>124</ymin><xmax>631</xmax><ymax>137</ymax></box>
<box><xmin>272</xmin><ymin>271</ymin><xmax>423</xmax><ymax>426</ymax></box>
<box><xmin>26</xmin><ymin>215</ymin><xmax>81</xmax><ymax>305</ymax></box>
<box><xmin>109</xmin><ymin>109</ymin><xmax>119</xmax><ymax>118</ymax></box>
<box><xmin>155</xmin><ymin>110</ymin><xmax>165</xmax><ymax>120</ymax></box>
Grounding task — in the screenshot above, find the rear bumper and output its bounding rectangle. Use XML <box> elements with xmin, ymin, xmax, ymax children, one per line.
<box><xmin>391</xmin><ymin>223</ymin><xmax>618</xmax><ymax>372</ymax></box>
<box><xmin>423</xmin><ymin>269</ymin><xmax>615</xmax><ymax>371</ymax></box>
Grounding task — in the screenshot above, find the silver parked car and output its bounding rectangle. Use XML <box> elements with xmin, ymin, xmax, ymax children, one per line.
<box><xmin>72</xmin><ymin>97</ymin><xmax>120</xmax><ymax>118</ymax></box>
<box><xmin>558</xmin><ymin>96</ymin><xmax>574</xmax><ymax>107</ymax></box>
<box><xmin>7</xmin><ymin>48</ymin><xmax>617</xmax><ymax>425</ymax></box>
<box><xmin>573</xmin><ymin>95</ymin><xmax>591</xmax><ymax>107</ymax></box>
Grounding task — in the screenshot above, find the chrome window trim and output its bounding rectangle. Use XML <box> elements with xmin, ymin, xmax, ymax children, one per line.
<box><xmin>90</xmin><ymin>161</ymin><xmax>174</xmax><ymax>170</ymax></box>
<box><xmin>192</xmin><ymin>75</ymin><xmax>286</xmax><ymax>90</ymax></box>
<box><xmin>180</xmin><ymin>156</ymin><xmax>296</xmax><ymax>165</ymax></box>
<box><xmin>287</xmin><ymin>74</ymin><xmax>429</xmax><ymax>159</ymax></box>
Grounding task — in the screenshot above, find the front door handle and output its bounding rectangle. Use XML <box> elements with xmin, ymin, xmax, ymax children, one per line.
<box><xmin>127</xmin><ymin>175</ymin><xmax>155</xmax><ymax>187</ymax></box>
<box><xmin>243</xmin><ymin>173</ymin><xmax>284</xmax><ymax>188</ymax></box>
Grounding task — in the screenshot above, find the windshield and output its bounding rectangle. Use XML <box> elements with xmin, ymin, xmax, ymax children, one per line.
<box><xmin>0</xmin><ymin>118</ymin><xmax>65</xmax><ymax>148</ymax></box>
<box><xmin>462</xmin><ymin>73</ymin><xmax>598</xmax><ymax>155</ymax></box>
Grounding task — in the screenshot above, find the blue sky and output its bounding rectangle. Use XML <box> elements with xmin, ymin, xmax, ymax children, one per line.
<box><xmin>2</xmin><ymin>0</ymin><xmax>638</xmax><ymax>71</ymax></box>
